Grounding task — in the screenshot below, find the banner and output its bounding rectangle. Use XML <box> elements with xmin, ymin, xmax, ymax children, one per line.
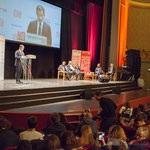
<box><xmin>72</xmin><ymin>50</ymin><xmax>81</xmax><ymax>66</ymax></box>
<box><xmin>0</xmin><ymin>35</ymin><xmax>5</xmax><ymax>80</ymax></box>
<box><xmin>72</xmin><ymin>50</ymin><xmax>91</xmax><ymax>72</ymax></box>
<box><xmin>80</xmin><ymin>51</ymin><xmax>91</xmax><ymax>72</ymax></box>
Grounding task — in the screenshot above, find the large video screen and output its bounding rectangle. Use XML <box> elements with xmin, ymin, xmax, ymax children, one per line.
<box><xmin>0</xmin><ymin>0</ymin><xmax>62</xmax><ymax>48</ymax></box>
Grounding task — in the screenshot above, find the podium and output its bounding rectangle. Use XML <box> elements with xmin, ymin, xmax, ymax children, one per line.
<box><xmin>21</xmin><ymin>54</ymin><xmax>36</xmax><ymax>83</ymax></box>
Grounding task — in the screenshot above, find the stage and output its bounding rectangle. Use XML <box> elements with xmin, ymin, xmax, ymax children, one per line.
<box><xmin>0</xmin><ymin>79</ymin><xmax>143</xmax><ymax>111</ymax></box>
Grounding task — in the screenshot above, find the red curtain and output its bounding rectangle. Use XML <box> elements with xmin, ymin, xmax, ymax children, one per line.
<box><xmin>86</xmin><ymin>1</ymin><xmax>103</xmax><ymax>71</ymax></box>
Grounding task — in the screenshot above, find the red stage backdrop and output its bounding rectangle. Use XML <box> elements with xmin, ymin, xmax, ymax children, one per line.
<box><xmin>72</xmin><ymin>50</ymin><xmax>91</xmax><ymax>72</ymax></box>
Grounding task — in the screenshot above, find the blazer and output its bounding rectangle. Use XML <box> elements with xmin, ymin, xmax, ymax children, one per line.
<box><xmin>14</xmin><ymin>50</ymin><xmax>25</xmax><ymax>66</ymax></box>
<box><xmin>27</xmin><ymin>20</ymin><xmax>52</xmax><ymax>46</ymax></box>
<box><xmin>58</xmin><ymin>65</ymin><xmax>68</xmax><ymax>71</ymax></box>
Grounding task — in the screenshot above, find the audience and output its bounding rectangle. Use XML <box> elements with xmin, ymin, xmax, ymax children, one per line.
<box><xmin>134</xmin><ymin>115</ymin><xmax>146</xmax><ymax>128</ymax></box>
<box><xmin>129</xmin><ymin>127</ymin><xmax>150</xmax><ymax>148</ymax></box>
<box><xmin>0</xmin><ymin>117</ymin><xmax>19</xmax><ymax>150</ymax></box>
<box><xmin>16</xmin><ymin>140</ymin><xmax>32</xmax><ymax>150</ymax></box>
<box><xmin>138</xmin><ymin>104</ymin><xmax>147</xmax><ymax>119</ymax></box>
<box><xmin>43</xmin><ymin>113</ymin><xmax>66</xmax><ymax>138</ymax></box>
<box><xmin>61</xmin><ymin>130</ymin><xmax>81</xmax><ymax>150</ymax></box>
<box><xmin>119</xmin><ymin>102</ymin><xmax>133</xmax><ymax>125</ymax></box>
<box><xmin>44</xmin><ymin>134</ymin><xmax>61</xmax><ymax>150</ymax></box>
<box><xmin>31</xmin><ymin>139</ymin><xmax>44</xmax><ymax>150</ymax></box>
<box><xmin>77</xmin><ymin>112</ymin><xmax>98</xmax><ymax>138</ymax></box>
<box><xmin>107</xmin><ymin>125</ymin><xmax>128</xmax><ymax>150</ymax></box>
<box><xmin>145</xmin><ymin>103</ymin><xmax>150</xmax><ymax>115</ymax></box>
<box><xmin>19</xmin><ymin>116</ymin><xmax>43</xmax><ymax>141</ymax></box>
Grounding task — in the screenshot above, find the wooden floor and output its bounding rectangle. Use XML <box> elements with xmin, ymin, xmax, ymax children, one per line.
<box><xmin>6</xmin><ymin>89</ymin><xmax>150</xmax><ymax>113</ymax></box>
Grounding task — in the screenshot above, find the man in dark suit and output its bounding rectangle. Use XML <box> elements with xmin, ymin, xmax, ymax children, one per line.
<box><xmin>14</xmin><ymin>45</ymin><xmax>25</xmax><ymax>84</ymax></box>
<box><xmin>95</xmin><ymin>63</ymin><xmax>104</xmax><ymax>75</ymax></box>
<box><xmin>107</xmin><ymin>63</ymin><xmax>115</xmax><ymax>80</ymax></box>
<box><xmin>27</xmin><ymin>5</ymin><xmax>52</xmax><ymax>46</ymax></box>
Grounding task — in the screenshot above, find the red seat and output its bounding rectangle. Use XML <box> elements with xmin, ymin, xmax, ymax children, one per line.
<box><xmin>5</xmin><ymin>146</ymin><xmax>17</xmax><ymax>150</ymax></box>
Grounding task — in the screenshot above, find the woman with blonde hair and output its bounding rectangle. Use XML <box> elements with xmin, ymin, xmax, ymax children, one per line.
<box><xmin>107</xmin><ymin>125</ymin><xmax>128</xmax><ymax>150</ymax></box>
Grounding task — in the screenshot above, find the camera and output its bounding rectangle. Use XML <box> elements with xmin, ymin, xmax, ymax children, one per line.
<box><xmin>98</xmin><ymin>133</ymin><xmax>105</xmax><ymax>140</ymax></box>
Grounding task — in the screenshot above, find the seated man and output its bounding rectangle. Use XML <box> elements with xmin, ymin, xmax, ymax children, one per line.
<box><xmin>19</xmin><ymin>116</ymin><xmax>43</xmax><ymax>141</ymax></box>
<box><xmin>58</xmin><ymin>61</ymin><xmax>71</xmax><ymax>80</ymax></box>
<box><xmin>95</xmin><ymin>63</ymin><xmax>104</xmax><ymax>75</ymax></box>
<box><xmin>74</xmin><ymin>63</ymin><xmax>84</xmax><ymax>80</ymax></box>
<box><xmin>137</xmin><ymin>74</ymin><xmax>144</xmax><ymax>88</ymax></box>
<box><xmin>107</xmin><ymin>63</ymin><xmax>115</xmax><ymax>80</ymax></box>
<box><xmin>67</xmin><ymin>61</ymin><xmax>75</xmax><ymax>77</ymax></box>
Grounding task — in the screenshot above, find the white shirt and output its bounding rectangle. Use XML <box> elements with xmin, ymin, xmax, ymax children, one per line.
<box><xmin>37</xmin><ymin>21</ymin><xmax>44</xmax><ymax>35</ymax></box>
<box><xmin>137</xmin><ymin>78</ymin><xmax>144</xmax><ymax>88</ymax></box>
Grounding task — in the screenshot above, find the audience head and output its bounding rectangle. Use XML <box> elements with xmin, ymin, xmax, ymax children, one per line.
<box><xmin>61</xmin><ymin>130</ymin><xmax>77</xmax><ymax>150</ymax></box>
<box><xmin>81</xmin><ymin>125</ymin><xmax>95</xmax><ymax>145</ymax></box>
<box><xmin>134</xmin><ymin>115</ymin><xmax>145</xmax><ymax>127</ymax></box>
<box><xmin>108</xmin><ymin>125</ymin><xmax>127</xmax><ymax>141</ymax></box>
<box><xmin>0</xmin><ymin>117</ymin><xmax>11</xmax><ymax>130</ymax></box>
<box><xmin>145</xmin><ymin>102</ymin><xmax>150</xmax><ymax>110</ymax></box>
<box><xmin>94</xmin><ymin>90</ymin><xmax>103</xmax><ymax>100</ymax></box>
<box><xmin>31</xmin><ymin>140</ymin><xmax>44</xmax><ymax>150</ymax></box>
<box><xmin>27</xmin><ymin>116</ymin><xmax>38</xmax><ymax>129</ymax></box>
<box><xmin>16</xmin><ymin>140</ymin><xmax>32</xmax><ymax>150</ymax></box>
<box><xmin>84</xmin><ymin>112</ymin><xmax>92</xmax><ymax>118</ymax></box>
<box><xmin>44</xmin><ymin>134</ymin><xmax>60</xmax><ymax>150</ymax></box>
<box><xmin>125</xmin><ymin>102</ymin><xmax>131</xmax><ymax>109</ymax></box>
<box><xmin>51</xmin><ymin>113</ymin><xmax>60</xmax><ymax>124</ymax></box>
<box><xmin>59</xmin><ymin>113</ymin><xmax>66</xmax><ymax>124</ymax></box>
<box><xmin>136</xmin><ymin>126</ymin><xmax>149</xmax><ymax>140</ymax></box>
<box><xmin>132</xmin><ymin>108</ymin><xmax>141</xmax><ymax>118</ymax></box>
<box><xmin>138</xmin><ymin>104</ymin><xmax>145</xmax><ymax>112</ymax></box>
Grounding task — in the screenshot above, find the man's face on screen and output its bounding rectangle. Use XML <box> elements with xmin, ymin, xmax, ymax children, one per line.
<box><xmin>37</xmin><ymin>10</ymin><xmax>45</xmax><ymax>23</ymax></box>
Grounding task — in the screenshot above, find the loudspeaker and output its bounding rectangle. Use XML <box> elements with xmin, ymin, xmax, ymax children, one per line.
<box><xmin>80</xmin><ymin>88</ymin><xmax>92</xmax><ymax>100</ymax></box>
<box><xmin>112</xmin><ymin>86</ymin><xmax>121</xmax><ymax>94</ymax></box>
<box><xmin>126</xmin><ymin>49</ymin><xmax>141</xmax><ymax>74</ymax></box>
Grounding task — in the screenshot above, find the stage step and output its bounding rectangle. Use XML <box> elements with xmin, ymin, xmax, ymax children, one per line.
<box><xmin>0</xmin><ymin>81</ymin><xmax>139</xmax><ymax>111</ymax></box>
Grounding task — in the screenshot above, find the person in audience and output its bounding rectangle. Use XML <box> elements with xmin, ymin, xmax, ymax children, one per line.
<box><xmin>94</xmin><ymin>90</ymin><xmax>117</xmax><ymax>134</ymax></box>
<box><xmin>43</xmin><ymin>113</ymin><xmax>66</xmax><ymax>138</ymax></box>
<box><xmin>59</xmin><ymin>113</ymin><xmax>76</xmax><ymax>131</ymax></box>
<box><xmin>134</xmin><ymin>115</ymin><xmax>146</xmax><ymax>128</ymax></box>
<box><xmin>145</xmin><ymin>103</ymin><xmax>150</xmax><ymax>115</ymax></box>
<box><xmin>31</xmin><ymin>139</ymin><xmax>44</xmax><ymax>150</ymax></box>
<box><xmin>129</xmin><ymin>126</ymin><xmax>150</xmax><ymax>147</ymax></box>
<box><xmin>19</xmin><ymin>116</ymin><xmax>43</xmax><ymax>141</ymax></box>
<box><xmin>95</xmin><ymin>63</ymin><xmax>104</xmax><ymax>75</ymax></box>
<box><xmin>44</xmin><ymin>134</ymin><xmax>61</xmax><ymax>150</ymax></box>
<box><xmin>0</xmin><ymin>118</ymin><xmax>19</xmax><ymax>150</ymax></box>
<box><xmin>16</xmin><ymin>140</ymin><xmax>32</xmax><ymax>150</ymax></box>
<box><xmin>61</xmin><ymin>130</ymin><xmax>81</xmax><ymax>150</ymax></box>
<box><xmin>137</xmin><ymin>74</ymin><xmax>144</xmax><ymax>88</ymax></box>
<box><xmin>74</xmin><ymin>63</ymin><xmax>84</xmax><ymax>80</ymax></box>
<box><xmin>138</xmin><ymin>104</ymin><xmax>147</xmax><ymax>119</ymax></box>
<box><xmin>125</xmin><ymin>108</ymin><xmax>141</xmax><ymax>127</ymax></box>
<box><xmin>77</xmin><ymin>112</ymin><xmax>98</xmax><ymax>139</ymax></box>
<box><xmin>77</xmin><ymin>125</ymin><xmax>97</xmax><ymax>149</ymax></box>
<box><xmin>58</xmin><ymin>61</ymin><xmax>71</xmax><ymax>80</ymax></box>
<box><xmin>107</xmin><ymin>125</ymin><xmax>128</xmax><ymax>150</ymax></box>
<box><xmin>119</xmin><ymin>102</ymin><xmax>133</xmax><ymax>125</ymax></box>
<box><xmin>107</xmin><ymin>63</ymin><xmax>115</xmax><ymax>81</ymax></box>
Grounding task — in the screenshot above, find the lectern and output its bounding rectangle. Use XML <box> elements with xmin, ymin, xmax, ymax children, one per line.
<box><xmin>21</xmin><ymin>54</ymin><xmax>36</xmax><ymax>83</ymax></box>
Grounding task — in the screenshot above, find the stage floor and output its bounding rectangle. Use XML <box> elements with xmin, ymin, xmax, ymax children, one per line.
<box><xmin>6</xmin><ymin>89</ymin><xmax>150</xmax><ymax>113</ymax></box>
<box><xmin>0</xmin><ymin>79</ymin><xmax>130</xmax><ymax>91</ymax></box>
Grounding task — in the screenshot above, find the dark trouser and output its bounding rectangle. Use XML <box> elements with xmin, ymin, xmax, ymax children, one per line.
<box><xmin>15</xmin><ymin>65</ymin><xmax>23</xmax><ymax>82</ymax></box>
<box><xmin>100</xmin><ymin>117</ymin><xmax>117</xmax><ymax>134</ymax></box>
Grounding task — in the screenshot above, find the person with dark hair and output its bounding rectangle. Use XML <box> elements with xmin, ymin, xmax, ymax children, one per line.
<box><xmin>138</xmin><ymin>104</ymin><xmax>147</xmax><ymax>119</ymax></box>
<box><xmin>134</xmin><ymin>115</ymin><xmax>146</xmax><ymax>128</ymax></box>
<box><xmin>95</xmin><ymin>63</ymin><xmax>104</xmax><ymax>75</ymax></box>
<box><xmin>27</xmin><ymin>5</ymin><xmax>52</xmax><ymax>46</ymax></box>
<box><xmin>31</xmin><ymin>139</ymin><xmax>44</xmax><ymax>150</ymax></box>
<box><xmin>0</xmin><ymin>118</ymin><xmax>19</xmax><ymax>150</ymax></box>
<box><xmin>94</xmin><ymin>90</ymin><xmax>117</xmax><ymax>134</ymax></box>
<box><xmin>61</xmin><ymin>130</ymin><xmax>81</xmax><ymax>150</ymax></box>
<box><xmin>14</xmin><ymin>44</ymin><xmax>25</xmax><ymax>84</ymax></box>
<box><xmin>19</xmin><ymin>116</ymin><xmax>43</xmax><ymax>141</ymax></box>
<box><xmin>43</xmin><ymin>113</ymin><xmax>66</xmax><ymax>138</ymax></box>
<box><xmin>44</xmin><ymin>134</ymin><xmax>61</xmax><ymax>150</ymax></box>
<box><xmin>16</xmin><ymin>140</ymin><xmax>32</xmax><ymax>150</ymax></box>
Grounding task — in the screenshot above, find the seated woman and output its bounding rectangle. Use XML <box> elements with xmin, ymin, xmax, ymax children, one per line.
<box><xmin>119</xmin><ymin>102</ymin><xmax>133</xmax><ymax>125</ymax></box>
<box><xmin>129</xmin><ymin>126</ymin><xmax>150</xmax><ymax>148</ymax></box>
<box><xmin>107</xmin><ymin>125</ymin><xmax>128</xmax><ymax>150</ymax></box>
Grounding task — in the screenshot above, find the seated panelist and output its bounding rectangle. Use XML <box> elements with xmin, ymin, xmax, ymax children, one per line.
<box><xmin>95</xmin><ymin>63</ymin><xmax>104</xmax><ymax>75</ymax></box>
<box><xmin>74</xmin><ymin>64</ymin><xmax>84</xmax><ymax>80</ymax></box>
<box><xmin>107</xmin><ymin>63</ymin><xmax>115</xmax><ymax>80</ymax></box>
